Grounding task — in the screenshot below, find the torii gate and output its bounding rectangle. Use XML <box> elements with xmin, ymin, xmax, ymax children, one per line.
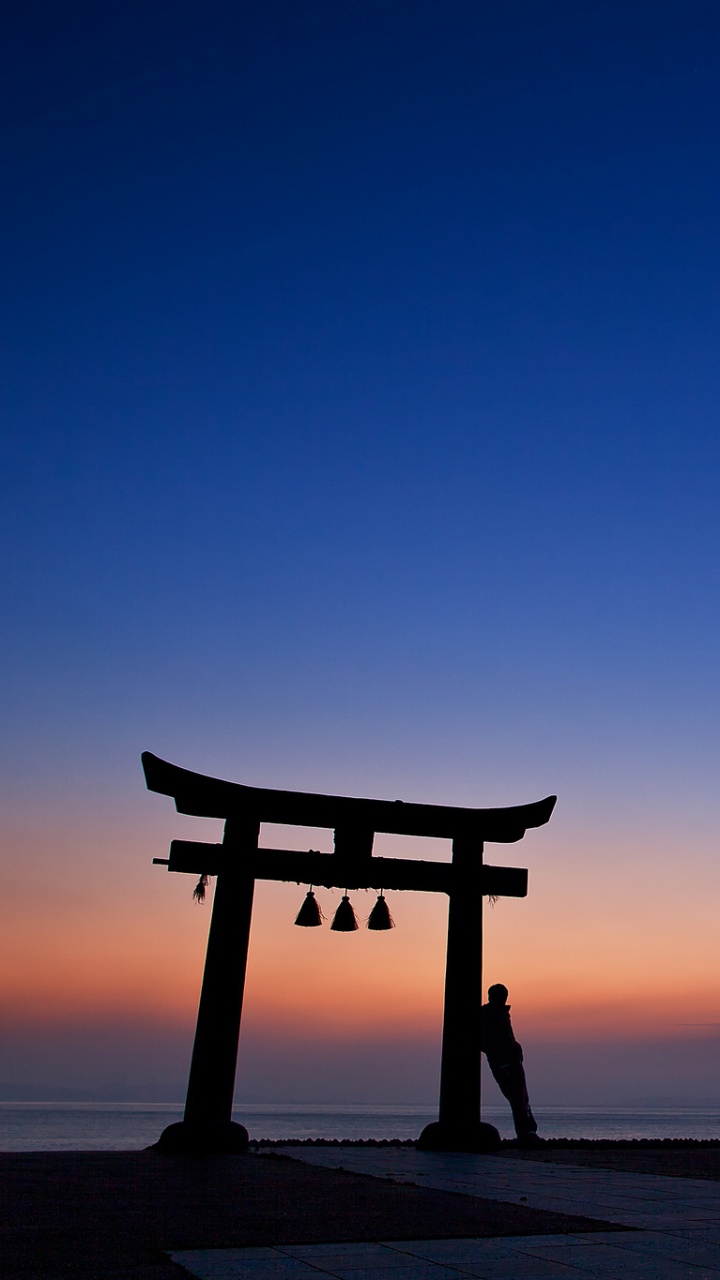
<box><xmin>143</xmin><ymin>752</ymin><xmax>555</xmax><ymax>1153</ymax></box>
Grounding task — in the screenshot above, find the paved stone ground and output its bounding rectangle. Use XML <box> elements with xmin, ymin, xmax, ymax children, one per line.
<box><xmin>173</xmin><ymin>1148</ymin><xmax>720</xmax><ymax>1280</ymax></box>
<box><xmin>0</xmin><ymin>1149</ymin><xmax>611</xmax><ymax>1278</ymax></box>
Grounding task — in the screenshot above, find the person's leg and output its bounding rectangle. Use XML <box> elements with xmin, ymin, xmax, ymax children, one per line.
<box><xmin>490</xmin><ymin>1062</ymin><xmax>538</xmax><ymax>1139</ymax></box>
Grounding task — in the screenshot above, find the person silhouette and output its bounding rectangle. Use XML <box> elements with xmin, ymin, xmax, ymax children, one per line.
<box><xmin>481</xmin><ymin>983</ymin><xmax>540</xmax><ymax>1146</ymax></box>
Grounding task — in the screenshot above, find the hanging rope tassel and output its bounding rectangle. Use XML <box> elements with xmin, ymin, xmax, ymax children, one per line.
<box><xmin>367</xmin><ymin>891</ymin><xmax>394</xmax><ymax>930</ymax></box>
<box><xmin>330</xmin><ymin>893</ymin><xmax>358</xmax><ymax>932</ymax></box>
<box><xmin>294</xmin><ymin>888</ymin><xmax>324</xmax><ymax>927</ymax></box>
<box><xmin>192</xmin><ymin>874</ymin><xmax>209</xmax><ymax>903</ymax></box>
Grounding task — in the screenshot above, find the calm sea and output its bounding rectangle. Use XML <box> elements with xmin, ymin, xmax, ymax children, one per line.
<box><xmin>3</xmin><ymin>1103</ymin><xmax>720</xmax><ymax>1150</ymax></box>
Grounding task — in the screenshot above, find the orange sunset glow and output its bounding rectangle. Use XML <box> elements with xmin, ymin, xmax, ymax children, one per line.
<box><xmin>3</xmin><ymin>779</ymin><xmax>720</xmax><ymax>1108</ymax></box>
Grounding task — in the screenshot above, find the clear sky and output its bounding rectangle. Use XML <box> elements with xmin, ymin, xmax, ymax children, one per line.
<box><xmin>2</xmin><ymin>0</ymin><xmax>720</xmax><ymax>1113</ymax></box>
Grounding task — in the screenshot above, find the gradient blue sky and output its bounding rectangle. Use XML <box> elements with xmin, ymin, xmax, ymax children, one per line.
<box><xmin>2</xmin><ymin>0</ymin><xmax>720</xmax><ymax>1109</ymax></box>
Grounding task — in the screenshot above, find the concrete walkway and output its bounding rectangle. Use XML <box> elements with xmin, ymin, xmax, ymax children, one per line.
<box><xmin>172</xmin><ymin>1147</ymin><xmax>720</xmax><ymax>1280</ymax></box>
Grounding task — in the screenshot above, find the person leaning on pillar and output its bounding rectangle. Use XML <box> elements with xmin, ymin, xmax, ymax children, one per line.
<box><xmin>481</xmin><ymin>983</ymin><xmax>543</xmax><ymax>1147</ymax></box>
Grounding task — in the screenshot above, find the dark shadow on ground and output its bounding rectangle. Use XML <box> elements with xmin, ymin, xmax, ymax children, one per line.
<box><xmin>0</xmin><ymin>1149</ymin><xmax>621</xmax><ymax>1279</ymax></box>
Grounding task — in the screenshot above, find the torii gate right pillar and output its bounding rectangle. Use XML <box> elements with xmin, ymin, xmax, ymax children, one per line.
<box><xmin>419</xmin><ymin>836</ymin><xmax>500</xmax><ymax>1152</ymax></box>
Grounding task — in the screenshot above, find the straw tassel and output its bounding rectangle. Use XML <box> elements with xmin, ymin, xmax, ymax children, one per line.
<box><xmin>330</xmin><ymin>893</ymin><xmax>358</xmax><ymax>931</ymax></box>
<box><xmin>294</xmin><ymin>888</ymin><xmax>324</xmax><ymax>927</ymax></box>
<box><xmin>367</xmin><ymin>892</ymin><xmax>394</xmax><ymax>930</ymax></box>
<box><xmin>192</xmin><ymin>874</ymin><xmax>209</xmax><ymax>903</ymax></box>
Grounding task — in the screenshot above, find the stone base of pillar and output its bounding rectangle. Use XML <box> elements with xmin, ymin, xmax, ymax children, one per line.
<box><xmin>153</xmin><ymin>1120</ymin><xmax>249</xmax><ymax>1154</ymax></box>
<box><xmin>417</xmin><ymin>1120</ymin><xmax>501</xmax><ymax>1153</ymax></box>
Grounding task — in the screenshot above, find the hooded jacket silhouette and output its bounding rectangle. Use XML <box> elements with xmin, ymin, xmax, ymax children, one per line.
<box><xmin>481</xmin><ymin>983</ymin><xmax>538</xmax><ymax>1143</ymax></box>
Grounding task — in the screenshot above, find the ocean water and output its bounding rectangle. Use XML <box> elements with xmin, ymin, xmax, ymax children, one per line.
<box><xmin>3</xmin><ymin>1102</ymin><xmax>720</xmax><ymax>1151</ymax></box>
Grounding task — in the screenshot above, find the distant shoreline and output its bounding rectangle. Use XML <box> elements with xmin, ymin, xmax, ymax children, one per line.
<box><xmin>5</xmin><ymin>1103</ymin><xmax>720</xmax><ymax>1149</ymax></box>
<box><xmin>251</xmin><ymin>1136</ymin><xmax>720</xmax><ymax>1147</ymax></box>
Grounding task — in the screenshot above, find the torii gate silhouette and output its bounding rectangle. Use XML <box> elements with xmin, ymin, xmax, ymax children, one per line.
<box><xmin>143</xmin><ymin>752</ymin><xmax>556</xmax><ymax>1154</ymax></box>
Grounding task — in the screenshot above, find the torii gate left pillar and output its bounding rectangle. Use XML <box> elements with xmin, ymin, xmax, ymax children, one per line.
<box><xmin>182</xmin><ymin>817</ymin><xmax>258</xmax><ymax>1138</ymax></box>
<box><xmin>142</xmin><ymin>753</ymin><xmax>556</xmax><ymax>1154</ymax></box>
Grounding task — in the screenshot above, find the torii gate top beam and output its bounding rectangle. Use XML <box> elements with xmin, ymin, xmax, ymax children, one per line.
<box><xmin>142</xmin><ymin>753</ymin><xmax>556</xmax><ymax>844</ymax></box>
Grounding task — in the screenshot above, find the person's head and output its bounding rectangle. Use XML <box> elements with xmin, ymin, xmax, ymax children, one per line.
<box><xmin>488</xmin><ymin>983</ymin><xmax>508</xmax><ymax>1006</ymax></box>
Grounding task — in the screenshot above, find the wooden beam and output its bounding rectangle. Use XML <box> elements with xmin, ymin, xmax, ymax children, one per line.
<box><xmin>161</xmin><ymin>839</ymin><xmax>527</xmax><ymax>897</ymax></box>
<box><xmin>142</xmin><ymin>752</ymin><xmax>556</xmax><ymax>843</ymax></box>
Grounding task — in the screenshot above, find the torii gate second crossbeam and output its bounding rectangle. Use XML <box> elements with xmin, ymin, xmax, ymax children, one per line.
<box><xmin>142</xmin><ymin>752</ymin><xmax>556</xmax><ymax>1154</ymax></box>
